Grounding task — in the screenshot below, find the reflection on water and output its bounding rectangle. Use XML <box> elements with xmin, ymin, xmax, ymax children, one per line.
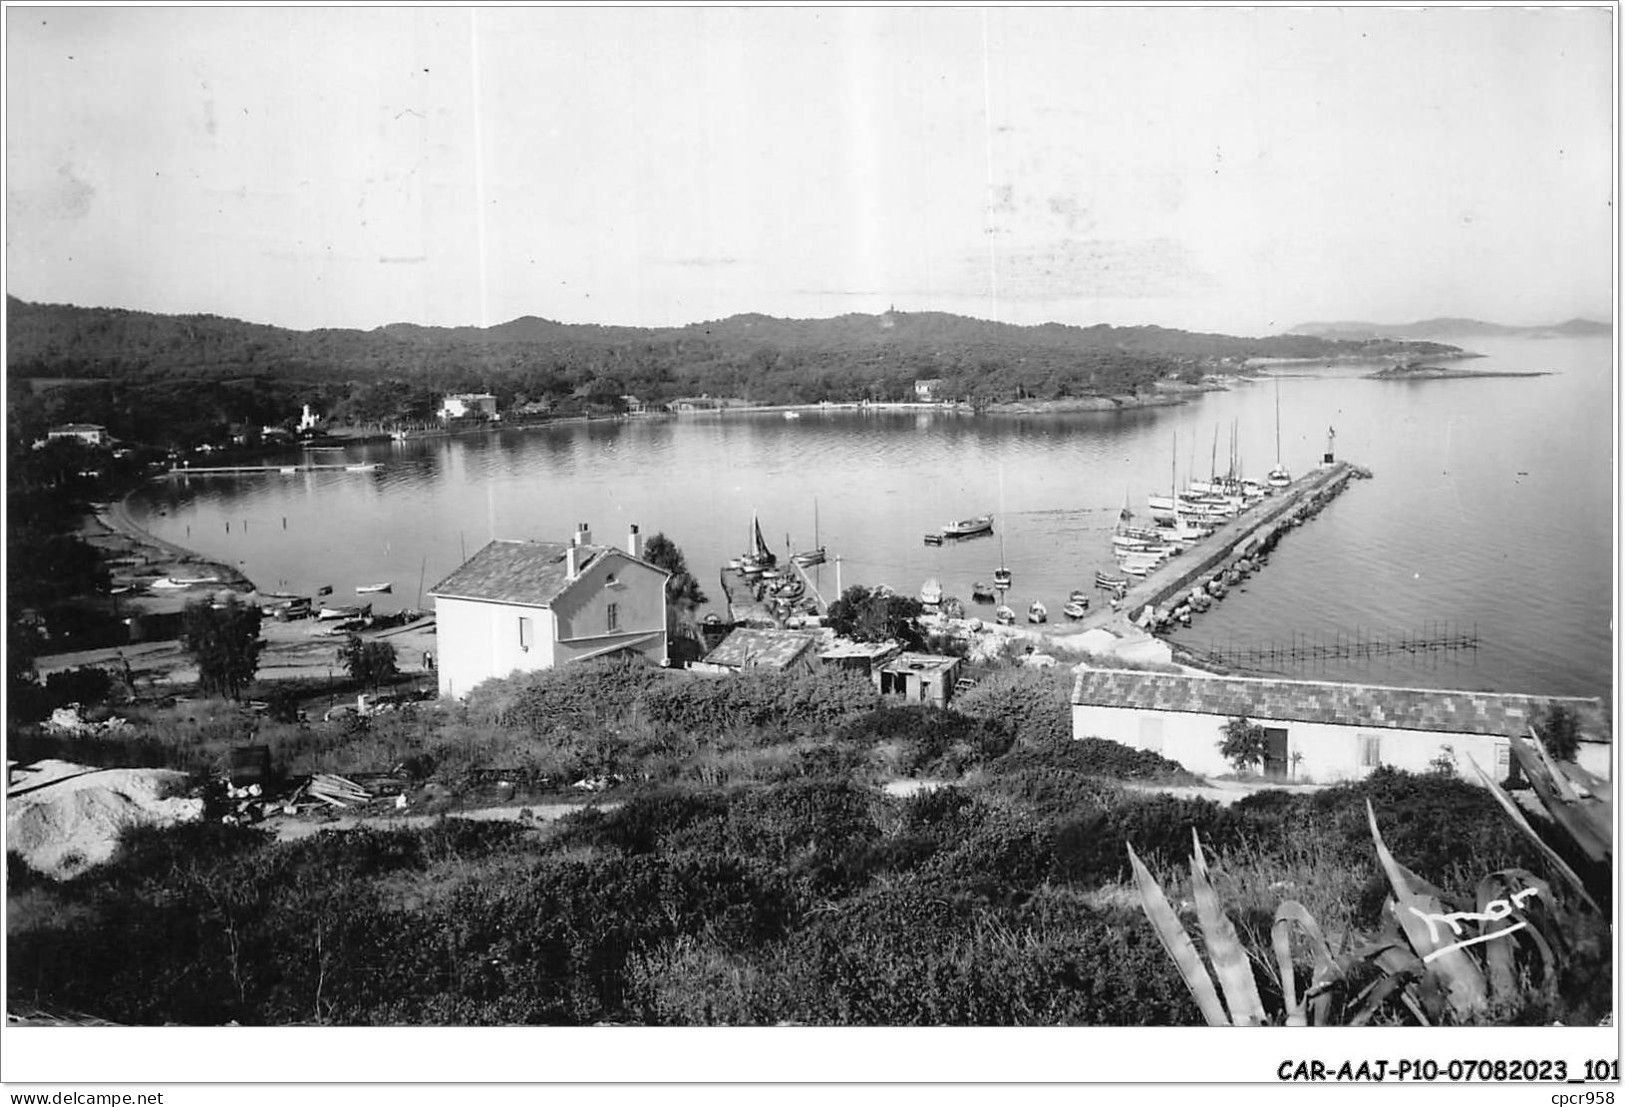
<box><xmin>132</xmin><ymin>335</ymin><xmax>1613</xmax><ymax>697</ymax></box>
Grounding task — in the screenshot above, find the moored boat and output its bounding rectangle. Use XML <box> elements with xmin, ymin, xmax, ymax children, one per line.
<box><xmin>356</xmin><ymin>582</ymin><xmax>393</xmax><ymax>594</ymax></box>
<box><xmin>992</xmin><ymin>567</ymin><xmax>1012</xmax><ymax>589</ymax></box>
<box><xmin>942</xmin><ymin>514</ymin><xmax>994</xmax><ymax>539</ymax></box>
<box><xmin>149</xmin><ymin>575</ymin><xmax>221</xmax><ymax>589</ymax></box>
<box><xmin>919</xmin><ymin>578</ymin><xmax>943</xmax><ymax>607</ymax></box>
<box><xmin>1027</xmin><ymin>601</ymin><xmax>1047</xmax><ymax>624</ymax></box>
<box><xmin>1068</xmin><ymin>590</ymin><xmax>1090</xmax><ymax>607</ymax></box>
<box><xmin>1094</xmin><ymin>571</ymin><xmax>1130</xmax><ymax>591</ymax></box>
<box><xmin>995</xmin><ymin>604</ymin><xmax>1017</xmax><ymax>626</ymax></box>
<box><xmin>971</xmin><ymin>581</ymin><xmax>996</xmax><ymax>601</ymax></box>
<box><xmin>1063</xmin><ymin>600</ymin><xmax>1088</xmax><ymax>620</ymax></box>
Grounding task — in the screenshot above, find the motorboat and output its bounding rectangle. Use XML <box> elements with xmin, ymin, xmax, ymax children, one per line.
<box><xmin>1068</xmin><ymin>590</ymin><xmax>1090</xmax><ymax>607</ymax></box>
<box><xmin>993</xmin><ymin>567</ymin><xmax>1012</xmax><ymax>589</ymax></box>
<box><xmin>971</xmin><ymin>581</ymin><xmax>996</xmax><ymax>601</ymax></box>
<box><xmin>919</xmin><ymin>578</ymin><xmax>943</xmax><ymax>607</ymax></box>
<box><xmin>1063</xmin><ymin>601</ymin><xmax>1088</xmax><ymax>620</ymax></box>
<box><xmin>1027</xmin><ymin>601</ymin><xmax>1047</xmax><ymax>624</ymax></box>
<box><xmin>995</xmin><ymin>604</ymin><xmax>1017</xmax><ymax>626</ymax></box>
<box><xmin>1094</xmin><ymin>571</ymin><xmax>1130</xmax><ymax>591</ymax></box>
<box><xmin>356</xmin><ymin>582</ymin><xmax>393</xmax><ymax>594</ymax></box>
<box><xmin>942</xmin><ymin>515</ymin><xmax>994</xmax><ymax>539</ymax></box>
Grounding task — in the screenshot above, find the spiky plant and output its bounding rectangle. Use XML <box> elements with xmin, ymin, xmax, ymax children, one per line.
<box><xmin>1128</xmin><ymin>789</ymin><xmax>1585</xmax><ymax>1026</ymax></box>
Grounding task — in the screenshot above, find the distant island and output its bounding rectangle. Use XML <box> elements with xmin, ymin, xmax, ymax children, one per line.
<box><xmin>1365</xmin><ymin>363</ymin><xmax>1552</xmax><ymax>381</ymax></box>
<box><xmin>1291</xmin><ymin>317</ymin><xmax>1611</xmax><ymax>341</ymax></box>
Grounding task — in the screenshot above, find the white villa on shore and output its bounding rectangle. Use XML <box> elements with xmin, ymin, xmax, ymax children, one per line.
<box><xmin>429</xmin><ymin>523</ymin><xmax>670</xmax><ymax>698</ymax></box>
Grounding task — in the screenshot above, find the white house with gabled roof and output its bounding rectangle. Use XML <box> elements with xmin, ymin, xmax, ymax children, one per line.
<box><xmin>428</xmin><ymin>522</ymin><xmax>670</xmax><ymax>698</ymax></box>
<box><xmin>1072</xmin><ymin>669</ymin><xmax>1610</xmax><ymax>785</ymax></box>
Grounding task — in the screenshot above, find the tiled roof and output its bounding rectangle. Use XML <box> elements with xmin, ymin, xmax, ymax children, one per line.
<box><xmin>1072</xmin><ymin>669</ymin><xmax>1608</xmax><ymax>742</ymax></box>
<box><xmin>701</xmin><ymin>628</ymin><xmax>822</xmax><ymax>671</ymax></box>
<box><xmin>429</xmin><ymin>540</ymin><xmax>603</xmax><ymax>607</ymax></box>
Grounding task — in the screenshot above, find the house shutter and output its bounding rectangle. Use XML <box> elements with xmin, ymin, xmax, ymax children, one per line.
<box><xmin>1358</xmin><ymin>733</ymin><xmax>1382</xmax><ymax>768</ymax></box>
<box><xmin>1137</xmin><ymin>715</ymin><xmax>1164</xmax><ymax>753</ymax></box>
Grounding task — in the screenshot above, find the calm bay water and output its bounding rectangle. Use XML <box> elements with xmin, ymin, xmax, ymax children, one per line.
<box><xmin>131</xmin><ymin>334</ymin><xmax>1614</xmax><ymax>699</ymax></box>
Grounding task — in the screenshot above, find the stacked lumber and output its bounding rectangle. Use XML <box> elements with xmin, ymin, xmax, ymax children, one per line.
<box><xmin>307</xmin><ymin>774</ymin><xmax>372</xmax><ymax>808</ymax></box>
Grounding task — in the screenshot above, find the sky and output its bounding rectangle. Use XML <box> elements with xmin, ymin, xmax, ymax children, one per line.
<box><xmin>5</xmin><ymin>5</ymin><xmax>1615</xmax><ymax>335</ymax></box>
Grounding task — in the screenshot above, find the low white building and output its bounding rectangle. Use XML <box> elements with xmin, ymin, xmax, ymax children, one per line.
<box><xmin>46</xmin><ymin>423</ymin><xmax>110</xmax><ymax>447</ymax></box>
<box><xmin>440</xmin><ymin>393</ymin><xmax>498</xmax><ymax>420</ymax></box>
<box><xmin>429</xmin><ymin>523</ymin><xmax>669</xmax><ymax>698</ymax></box>
<box><xmin>1072</xmin><ymin>669</ymin><xmax>1610</xmax><ymax>784</ymax></box>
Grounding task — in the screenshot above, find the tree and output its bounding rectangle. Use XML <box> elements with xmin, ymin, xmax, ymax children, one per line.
<box><xmin>643</xmin><ymin>532</ymin><xmax>708</xmax><ymax>608</ymax></box>
<box><xmin>827</xmin><ymin>585</ymin><xmax>925</xmax><ymax>649</ymax></box>
<box><xmin>181</xmin><ymin>595</ymin><xmax>263</xmax><ymax>700</ymax></box>
<box><xmin>1538</xmin><ymin>702</ymin><xmax>1580</xmax><ymax>762</ymax></box>
<box><xmin>339</xmin><ymin>635</ymin><xmax>398</xmax><ymax>691</ymax></box>
<box><xmin>1217</xmin><ymin>715</ymin><xmax>1268</xmax><ymax>774</ymax></box>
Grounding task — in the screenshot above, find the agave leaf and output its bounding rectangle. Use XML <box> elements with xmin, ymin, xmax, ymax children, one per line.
<box><xmin>1272</xmin><ymin>901</ymin><xmax>1342</xmax><ymax>1026</ymax></box>
<box><xmin>1348</xmin><ymin>972</ymin><xmax>1406</xmax><ymax>1027</ymax></box>
<box><xmin>1188</xmin><ymin>830</ymin><xmax>1267</xmax><ymax>1026</ymax></box>
<box><xmin>1476</xmin><ymin>869</ymin><xmax>1558</xmax><ymax>998</ymax></box>
<box><xmin>1510</xmin><ymin>734</ymin><xmax>1612</xmax><ymax>864</ymax></box>
<box><xmin>1366</xmin><ymin>800</ymin><xmax>1488</xmax><ymax>1018</ymax></box>
<box><xmin>1127</xmin><ymin>840</ymin><xmax>1230</xmax><ymax>1026</ymax></box>
<box><xmin>1464</xmin><ymin>752</ymin><xmax>1600</xmax><ymax>912</ymax></box>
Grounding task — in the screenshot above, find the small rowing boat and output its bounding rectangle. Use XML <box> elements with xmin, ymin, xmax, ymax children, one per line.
<box><xmin>356</xmin><ymin>582</ymin><xmax>393</xmax><ymax>594</ymax></box>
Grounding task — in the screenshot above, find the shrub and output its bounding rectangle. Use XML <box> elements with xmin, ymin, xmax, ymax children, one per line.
<box><xmin>834</xmin><ymin>705</ymin><xmax>1013</xmax><ymax>778</ymax></box>
<box><xmin>953</xmin><ymin>667</ymin><xmax>1072</xmax><ymax>746</ymax></box>
<box><xmin>995</xmin><ymin>735</ymin><xmax>1198</xmax><ymax>785</ymax></box>
<box><xmin>465</xmin><ymin>658</ymin><xmax>663</xmax><ymax>731</ymax></box>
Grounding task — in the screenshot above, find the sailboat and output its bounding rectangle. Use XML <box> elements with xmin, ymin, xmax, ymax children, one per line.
<box><xmin>1268</xmin><ymin>374</ymin><xmax>1292</xmax><ymax>489</ymax></box>
<box><xmin>740</xmin><ymin>511</ymin><xmax>778</xmax><ymax>575</ymax></box>
<box><xmin>992</xmin><ymin>468</ymin><xmax>1012</xmax><ymax>589</ymax></box>
<box><xmin>791</xmin><ymin>501</ymin><xmax>826</xmax><ymax>566</ymax></box>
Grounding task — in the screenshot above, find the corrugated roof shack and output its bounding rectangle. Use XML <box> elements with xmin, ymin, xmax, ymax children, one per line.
<box><xmin>818</xmin><ymin>639</ymin><xmax>902</xmax><ymax>680</ymax></box>
<box><xmin>1071</xmin><ymin>668</ymin><xmax>1610</xmax><ymax>784</ymax></box>
<box><xmin>691</xmin><ymin>628</ymin><xmax>824</xmax><ymax>674</ymax></box>
<box><xmin>876</xmin><ymin>652</ymin><xmax>964</xmax><ymax>708</ymax></box>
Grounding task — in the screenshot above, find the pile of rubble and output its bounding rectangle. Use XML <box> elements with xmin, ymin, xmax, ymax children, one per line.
<box><xmin>7</xmin><ymin>760</ymin><xmax>205</xmax><ymax>880</ymax></box>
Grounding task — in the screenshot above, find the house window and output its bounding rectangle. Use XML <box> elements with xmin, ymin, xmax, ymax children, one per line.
<box><xmin>1358</xmin><ymin>733</ymin><xmax>1382</xmax><ymax>769</ymax></box>
<box><xmin>518</xmin><ymin>616</ymin><xmax>533</xmax><ymax>652</ymax></box>
<box><xmin>606</xmin><ymin>603</ymin><xmax>619</xmax><ymax>632</ymax></box>
<box><xmin>1137</xmin><ymin>715</ymin><xmax>1164</xmax><ymax>753</ymax></box>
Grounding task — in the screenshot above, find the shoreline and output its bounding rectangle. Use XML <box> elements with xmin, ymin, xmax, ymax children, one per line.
<box><xmin>91</xmin><ymin>496</ymin><xmax>256</xmax><ymax>595</ymax></box>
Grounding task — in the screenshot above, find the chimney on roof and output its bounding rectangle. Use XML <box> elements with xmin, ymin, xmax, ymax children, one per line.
<box><xmin>578</xmin><ymin>522</ymin><xmax>593</xmax><ymax>546</ymax></box>
<box><xmin>566</xmin><ymin>544</ymin><xmax>579</xmax><ymax>579</ymax></box>
<box><xmin>627</xmin><ymin>524</ymin><xmax>642</xmax><ymax>560</ymax></box>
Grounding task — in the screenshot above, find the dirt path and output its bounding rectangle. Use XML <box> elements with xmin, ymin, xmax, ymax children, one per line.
<box><xmin>1123</xmin><ymin>778</ymin><xmax>1330</xmax><ymax>806</ymax></box>
<box><xmin>265</xmin><ymin>801</ymin><xmax>616</xmax><ymax>841</ymax></box>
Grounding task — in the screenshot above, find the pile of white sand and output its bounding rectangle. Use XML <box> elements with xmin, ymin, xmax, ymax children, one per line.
<box><xmin>7</xmin><ymin>760</ymin><xmax>205</xmax><ymax>880</ymax></box>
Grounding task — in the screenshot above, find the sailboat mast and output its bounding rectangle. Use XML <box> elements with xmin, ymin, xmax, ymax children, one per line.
<box><xmin>1274</xmin><ymin>376</ymin><xmax>1283</xmax><ymax>465</ymax></box>
<box><xmin>1210</xmin><ymin>427</ymin><xmax>1218</xmax><ymax>482</ymax></box>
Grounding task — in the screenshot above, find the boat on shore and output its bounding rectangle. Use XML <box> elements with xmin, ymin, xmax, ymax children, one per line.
<box><xmin>942</xmin><ymin>515</ymin><xmax>994</xmax><ymax>539</ymax></box>
<box><xmin>318</xmin><ymin>603</ymin><xmax>371</xmax><ymax>621</ymax></box>
<box><xmin>149</xmin><ymin>575</ymin><xmax>221</xmax><ymax>589</ymax></box>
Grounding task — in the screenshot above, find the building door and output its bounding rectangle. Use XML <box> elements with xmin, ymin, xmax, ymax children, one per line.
<box><xmin>1263</xmin><ymin>727</ymin><xmax>1290</xmax><ymax>778</ymax></box>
